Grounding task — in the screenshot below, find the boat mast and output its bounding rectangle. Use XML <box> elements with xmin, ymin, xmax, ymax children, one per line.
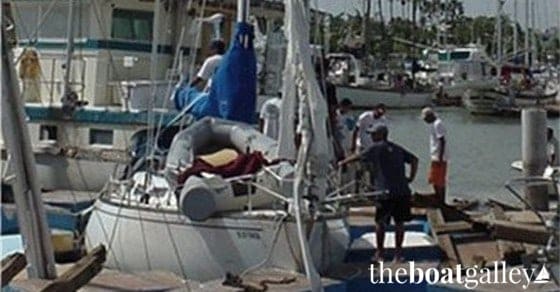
<box><xmin>497</xmin><ymin>0</ymin><xmax>503</xmax><ymax>76</ymax></box>
<box><xmin>61</xmin><ymin>0</ymin><xmax>77</xmax><ymax>111</ymax></box>
<box><xmin>530</xmin><ymin>0</ymin><xmax>536</xmax><ymax>65</ymax></box>
<box><xmin>1</xmin><ymin>26</ymin><xmax>57</xmax><ymax>280</ymax></box>
<box><xmin>362</xmin><ymin>0</ymin><xmax>371</xmax><ymax>63</ymax></box>
<box><xmin>513</xmin><ymin>0</ymin><xmax>518</xmax><ymax>58</ymax></box>
<box><xmin>237</xmin><ymin>0</ymin><xmax>249</xmax><ymax>23</ymax></box>
<box><xmin>524</xmin><ymin>0</ymin><xmax>530</xmax><ymax>66</ymax></box>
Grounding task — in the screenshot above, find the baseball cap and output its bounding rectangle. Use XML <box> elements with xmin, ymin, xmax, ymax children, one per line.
<box><xmin>421</xmin><ymin>107</ymin><xmax>434</xmax><ymax>119</ymax></box>
<box><xmin>367</xmin><ymin>124</ymin><xmax>388</xmax><ymax>135</ymax></box>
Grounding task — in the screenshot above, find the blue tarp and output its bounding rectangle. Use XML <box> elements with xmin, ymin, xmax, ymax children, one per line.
<box><xmin>174</xmin><ymin>22</ymin><xmax>257</xmax><ymax>123</ymax></box>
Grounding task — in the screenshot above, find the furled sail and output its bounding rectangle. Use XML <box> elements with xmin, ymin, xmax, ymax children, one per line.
<box><xmin>209</xmin><ymin>22</ymin><xmax>257</xmax><ymax>123</ymax></box>
<box><xmin>173</xmin><ymin>22</ymin><xmax>257</xmax><ymax>124</ymax></box>
<box><xmin>278</xmin><ymin>1</ymin><xmax>330</xmax><ymax>291</ymax></box>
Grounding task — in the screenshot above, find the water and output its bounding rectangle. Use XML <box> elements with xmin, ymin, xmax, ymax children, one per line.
<box><xmin>351</xmin><ymin>107</ymin><xmax>560</xmax><ymax>205</ymax></box>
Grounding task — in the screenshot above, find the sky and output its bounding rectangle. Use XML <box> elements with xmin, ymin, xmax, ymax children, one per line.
<box><xmin>317</xmin><ymin>0</ymin><xmax>560</xmax><ymax>31</ymax></box>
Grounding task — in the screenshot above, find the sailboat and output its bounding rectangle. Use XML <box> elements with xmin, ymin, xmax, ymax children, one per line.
<box><xmin>327</xmin><ymin>53</ymin><xmax>434</xmax><ymax>109</ymax></box>
<box><xmin>462</xmin><ymin>0</ymin><xmax>559</xmax><ymax>115</ymax></box>
<box><xmin>85</xmin><ymin>0</ymin><xmax>351</xmax><ymax>285</ymax></box>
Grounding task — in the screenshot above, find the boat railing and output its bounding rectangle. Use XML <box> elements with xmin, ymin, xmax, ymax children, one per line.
<box><xmin>323</xmin><ymin>190</ymin><xmax>389</xmax><ymax>205</ymax></box>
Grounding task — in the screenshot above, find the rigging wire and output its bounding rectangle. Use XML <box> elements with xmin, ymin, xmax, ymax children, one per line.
<box><xmin>148</xmin><ymin>0</ymin><xmax>197</xmax><ymax>160</ymax></box>
<box><xmin>239</xmin><ymin>213</ymin><xmax>288</xmax><ymax>276</ymax></box>
<box><xmin>9</xmin><ymin>0</ymin><xmax>32</xmax><ymax>43</ymax></box>
<box><xmin>28</xmin><ymin>0</ymin><xmax>59</xmax><ymax>44</ymax></box>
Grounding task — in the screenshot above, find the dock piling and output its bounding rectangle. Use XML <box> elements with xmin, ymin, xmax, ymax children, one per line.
<box><xmin>521</xmin><ymin>108</ymin><xmax>548</xmax><ymax>210</ymax></box>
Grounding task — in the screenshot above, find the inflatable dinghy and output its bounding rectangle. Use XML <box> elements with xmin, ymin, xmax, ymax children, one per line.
<box><xmin>165</xmin><ymin>117</ymin><xmax>294</xmax><ymax>221</ymax></box>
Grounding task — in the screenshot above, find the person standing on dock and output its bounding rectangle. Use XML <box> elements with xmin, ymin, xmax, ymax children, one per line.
<box><xmin>338</xmin><ymin>124</ymin><xmax>418</xmax><ymax>263</ymax></box>
<box><xmin>351</xmin><ymin>103</ymin><xmax>388</xmax><ymax>153</ymax></box>
<box><xmin>547</xmin><ymin>127</ymin><xmax>559</xmax><ymax>166</ymax></box>
<box><xmin>335</xmin><ymin>98</ymin><xmax>356</xmax><ymax>156</ymax></box>
<box><xmin>421</xmin><ymin>107</ymin><xmax>448</xmax><ymax>205</ymax></box>
<box><xmin>350</xmin><ymin>103</ymin><xmax>388</xmax><ymax>190</ymax></box>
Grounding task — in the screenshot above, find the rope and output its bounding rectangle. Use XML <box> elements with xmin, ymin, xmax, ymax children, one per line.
<box><xmin>28</xmin><ymin>0</ymin><xmax>59</xmax><ymax>44</ymax></box>
<box><xmin>149</xmin><ymin>0</ymin><xmax>197</xmax><ymax>158</ymax></box>
<box><xmin>90</xmin><ymin>0</ymin><xmax>127</xmax><ymax>98</ymax></box>
<box><xmin>240</xmin><ymin>213</ymin><xmax>288</xmax><ymax>277</ymax></box>
<box><xmin>9</xmin><ymin>0</ymin><xmax>32</xmax><ymax>42</ymax></box>
<box><xmin>135</xmin><ymin>201</ymin><xmax>152</xmax><ymax>270</ymax></box>
<box><xmin>159</xmin><ymin>204</ymin><xmax>189</xmax><ymax>279</ymax></box>
<box><xmin>145</xmin><ymin>0</ymin><xmax>164</xmax><ymax>165</ymax></box>
<box><xmin>187</xmin><ymin>0</ymin><xmax>208</xmax><ymax>91</ymax></box>
<box><xmin>222</xmin><ymin>272</ymin><xmax>296</xmax><ymax>292</ymax></box>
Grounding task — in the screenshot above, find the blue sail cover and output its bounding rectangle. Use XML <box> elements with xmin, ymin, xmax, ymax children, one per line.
<box><xmin>173</xmin><ymin>22</ymin><xmax>257</xmax><ymax>123</ymax></box>
<box><xmin>209</xmin><ymin>22</ymin><xmax>257</xmax><ymax>123</ymax></box>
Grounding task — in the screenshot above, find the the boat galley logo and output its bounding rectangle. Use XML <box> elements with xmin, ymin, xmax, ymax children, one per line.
<box><xmin>369</xmin><ymin>261</ymin><xmax>551</xmax><ymax>290</ymax></box>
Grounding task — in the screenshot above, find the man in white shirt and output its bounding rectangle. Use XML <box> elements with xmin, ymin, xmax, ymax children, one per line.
<box><xmin>335</xmin><ymin>98</ymin><xmax>356</xmax><ymax>156</ymax></box>
<box><xmin>421</xmin><ymin>107</ymin><xmax>448</xmax><ymax>205</ymax></box>
<box><xmin>190</xmin><ymin>39</ymin><xmax>226</xmax><ymax>92</ymax></box>
<box><xmin>259</xmin><ymin>95</ymin><xmax>282</xmax><ymax>140</ymax></box>
<box><xmin>351</xmin><ymin>103</ymin><xmax>388</xmax><ymax>153</ymax></box>
<box><xmin>547</xmin><ymin>127</ymin><xmax>559</xmax><ymax>166</ymax></box>
<box><xmin>349</xmin><ymin>103</ymin><xmax>387</xmax><ymax>191</ymax></box>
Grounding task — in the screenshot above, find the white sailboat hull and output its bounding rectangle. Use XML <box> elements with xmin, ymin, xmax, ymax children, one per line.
<box><xmin>461</xmin><ymin>85</ymin><xmax>556</xmax><ymax>115</ymax></box>
<box><xmin>1</xmin><ymin>151</ymin><xmax>124</xmax><ymax>192</ymax></box>
<box><xmin>85</xmin><ymin>198</ymin><xmax>350</xmax><ymax>282</ymax></box>
<box><xmin>335</xmin><ymin>86</ymin><xmax>433</xmax><ymax>109</ymax></box>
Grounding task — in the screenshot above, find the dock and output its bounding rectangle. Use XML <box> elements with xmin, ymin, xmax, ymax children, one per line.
<box><xmin>3</xmin><ymin>194</ymin><xmax>559</xmax><ymax>291</ymax></box>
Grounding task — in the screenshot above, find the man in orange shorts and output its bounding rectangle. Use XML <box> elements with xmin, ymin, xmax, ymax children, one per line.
<box><xmin>421</xmin><ymin>107</ymin><xmax>448</xmax><ymax>205</ymax></box>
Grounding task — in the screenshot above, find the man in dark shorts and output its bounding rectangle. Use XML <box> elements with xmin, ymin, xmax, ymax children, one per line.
<box><xmin>338</xmin><ymin>124</ymin><xmax>418</xmax><ymax>263</ymax></box>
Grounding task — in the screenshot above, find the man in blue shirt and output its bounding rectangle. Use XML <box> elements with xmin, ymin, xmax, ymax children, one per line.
<box><xmin>338</xmin><ymin>124</ymin><xmax>418</xmax><ymax>263</ymax></box>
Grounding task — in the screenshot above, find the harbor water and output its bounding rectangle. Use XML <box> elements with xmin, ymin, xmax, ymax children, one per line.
<box><xmin>352</xmin><ymin>107</ymin><xmax>560</xmax><ymax>205</ymax></box>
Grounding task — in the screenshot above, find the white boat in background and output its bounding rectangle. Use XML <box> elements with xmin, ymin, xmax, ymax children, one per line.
<box><xmin>433</xmin><ymin>45</ymin><xmax>499</xmax><ymax>100</ymax></box>
<box><xmin>335</xmin><ymin>85</ymin><xmax>433</xmax><ymax>109</ymax></box>
<box><xmin>462</xmin><ymin>87</ymin><xmax>502</xmax><ymax>115</ymax></box>
<box><xmin>510</xmin><ymin>160</ymin><xmax>559</xmax><ymax>196</ymax></box>
<box><xmin>327</xmin><ymin>53</ymin><xmax>433</xmax><ymax>109</ymax></box>
<box><xmin>511</xmin><ymin>160</ymin><xmax>558</xmax><ymax>178</ymax></box>
<box><xmin>462</xmin><ymin>64</ymin><xmax>558</xmax><ymax>115</ymax></box>
<box><xmin>1</xmin><ymin>0</ymin><xmax>190</xmax><ymax>191</ymax></box>
<box><xmin>1</xmin><ymin>0</ymin><xmax>297</xmax><ymax>192</ymax></box>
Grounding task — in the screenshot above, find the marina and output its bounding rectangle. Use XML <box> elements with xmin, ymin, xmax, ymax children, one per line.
<box><xmin>2</xmin><ymin>0</ymin><xmax>560</xmax><ymax>291</ymax></box>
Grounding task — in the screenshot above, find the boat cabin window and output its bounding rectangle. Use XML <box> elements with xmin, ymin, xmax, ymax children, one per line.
<box><xmin>39</xmin><ymin>125</ymin><xmax>57</xmax><ymax>141</ymax></box>
<box><xmin>111</xmin><ymin>9</ymin><xmax>153</xmax><ymax>42</ymax></box>
<box><xmin>89</xmin><ymin>129</ymin><xmax>113</xmax><ymax>146</ymax></box>
<box><xmin>438</xmin><ymin>51</ymin><xmax>471</xmax><ymax>61</ymax></box>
